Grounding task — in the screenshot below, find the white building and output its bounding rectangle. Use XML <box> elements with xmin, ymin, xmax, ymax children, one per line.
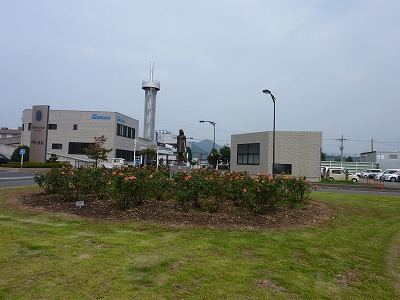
<box><xmin>361</xmin><ymin>151</ymin><xmax>400</xmax><ymax>170</ymax></box>
<box><xmin>21</xmin><ymin>109</ymin><xmax>152</xmax><ymax>165</ymax></box>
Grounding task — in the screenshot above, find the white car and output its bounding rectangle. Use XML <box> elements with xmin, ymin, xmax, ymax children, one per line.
<box><xmin>359</xmin><ymin>169</ymin><xmax>382</xmax><ymax>178</ymax></box>
<box><xmin>380</xmin><ymin>169</ymin><xmax>400</xmax><ymax>182</ymax></box>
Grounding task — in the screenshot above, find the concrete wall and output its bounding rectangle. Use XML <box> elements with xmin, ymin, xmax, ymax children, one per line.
<box><xmin>231</xmin><ymin>131</ymin><xmax>322</xmax><ymax>182</ymax></box>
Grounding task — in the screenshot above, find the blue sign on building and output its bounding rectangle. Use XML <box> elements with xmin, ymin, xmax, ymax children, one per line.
<box><xmin>92</xmin><ymin>114</ymin><xmax>111</xmax><ymax>120</ymax></box>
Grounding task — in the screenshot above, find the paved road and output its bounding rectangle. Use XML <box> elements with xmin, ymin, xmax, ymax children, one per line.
<box><xmin>317</xmin><ymin>177</ymin><xmax>400</xmax><ymax>196</ymax></box>
<box><xmin>0</xmin><ymin>170</ymin><xmax>37</xmax><ymax>188</ymax></box>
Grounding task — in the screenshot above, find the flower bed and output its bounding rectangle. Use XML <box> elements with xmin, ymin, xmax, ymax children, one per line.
<box><xmin>34</xmin><ymin>166</ymin><xmax>317</xmax><ymax>214</ymax></box>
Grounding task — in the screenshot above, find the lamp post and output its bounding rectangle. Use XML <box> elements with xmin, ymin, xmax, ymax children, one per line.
<box><xmin>199</xmin><ymin>120</ymin><xmax>216</xmax><ymax>150</ymax></box>
<box><xmin>262</xmin><ymin>89</ymin><xmax>276</xmax><ymax>178</ymax></box>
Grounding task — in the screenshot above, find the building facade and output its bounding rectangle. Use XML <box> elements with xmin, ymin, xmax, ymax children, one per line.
<box><xmin>21</xmin><ymin>109</ymin><xmax>142</xmax><ymax>165</ymax></box>
<box><xmin>360</xmin><ymin>151</ymin><xmax>400</xmax><ymax>170</ymax></box>
<box><xmin>230</xmin><ymin>131</ymin><xmax>322</xmax><ymax>182</ymax></box>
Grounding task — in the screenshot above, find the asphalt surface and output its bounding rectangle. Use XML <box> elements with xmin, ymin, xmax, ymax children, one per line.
<box><xmin>317</xmin><ymin>177</ymin><xmax>400</xmax><ymax>196</ymax></box>
<box><xmin>0</xmin><ymin>170</ymin><xmax>36</xmax><ymax>188</ymax></box>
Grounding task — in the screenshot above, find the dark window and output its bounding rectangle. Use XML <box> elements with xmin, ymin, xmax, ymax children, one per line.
<box><xmin>117</xmin><ymin>124</ymin><xmax>123</xmax><ymax>136</ymax></box>
<box><xmin>274</xmin><ymin>164</ymin><xmax>292</xmax><ymax>175</ymax></box>
<box><xmin>52</xmin><ymin>143</ymin><xmax>62</xmax><ymax>149</ymax></box>
<box><xmin>48</xmin><ymin>124</ymin><xmax>57</xmax><ymax>130</ymax></box>
<box><xmin>116</xmin><ymin>149</ymin><xmax>135</xmax><ymax>161</ymax></box>
<box><xmin>237</xmin><ymin>143</ymin><xmax>260</xmax><ymax>165</ymax></box>
<box><xmin>22</xmin><ymin>124</ymin><xmax>25</xmax><ymax>131</ymax></box>
<box><xmin>389</xmin><ymin>154</ymin><xmax>398</xmax><ymax>159</ymax></box>
<box><xmin>73</xmin><ymin>124</ymin><xmax>78</xmax><ymax>130</ymax></box>
<box><xmin>68</xmin><ymin>142</ymin><xmax>92</xmax><ymax>155</ymax></box>
<box><xmin>117</xmin><ymin>124</ymin><xmax>135</xmax><ymax>139</ymax></box>
<box><xmin>28</xmin><ymin>123</ymin><xmax>31</xmax><ymax>131</ymax></box>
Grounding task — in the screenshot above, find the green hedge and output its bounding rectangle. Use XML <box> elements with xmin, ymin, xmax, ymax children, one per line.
<box><xmin>0</xmin><ymin>162</ymin><xmax>70</xmax><ymax>168</ymax></box>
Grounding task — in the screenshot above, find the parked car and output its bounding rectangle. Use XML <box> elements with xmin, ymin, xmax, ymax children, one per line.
<box><xmin>0</xmin><ymin>154</ymin><xmax>10</xmax><ymax>164</ymax></box>
<box><xmin>326</xmin><ymin>168</ymin><xmax>358</xmax><ymax>182</ymax></box>
<box><xmin>322</xmin><ymin>167</ymin><xmax>345</xmax><ymax>179</ymax></box>
<box><xmin>373</xmin><ymin>170</ymin><xmax>386</xmax><ymax>180</ymax></box>
<box><xmin>380</xmin><ymin>169</ymin><xmax>400</xmax><ymax>182</ymax></box>
<box><xmin>100</xmin><ymin>158</ymin><xmax>127</xmax><ymax>169</ymax></box>
<box><xmin>359</xmin><ymin>169</ymin><xmax>382</xmax><ymax>178</ymax></box>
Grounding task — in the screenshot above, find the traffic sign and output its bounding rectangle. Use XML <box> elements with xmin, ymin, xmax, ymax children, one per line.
<box><xmin>20</xmin><ymin>149</ymin><xmax>25</xmax><ymax>155</ymax></box>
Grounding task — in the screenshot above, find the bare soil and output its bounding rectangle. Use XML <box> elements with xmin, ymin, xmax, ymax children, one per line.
<box><xmin>18</xmin><ymin>190</ymin><xmax>335</xmax><ymax>230</ymax></box>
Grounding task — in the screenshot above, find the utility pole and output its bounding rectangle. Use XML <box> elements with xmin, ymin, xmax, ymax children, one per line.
<box><xmin>371</xmin><ymin>139</ymin><xmax>374</xmax><ymax>152</ymax></box>
<box><xmin>336</xmin><ymin>135</ymin><xmax>348</xmax><ymax>162</ymax></box>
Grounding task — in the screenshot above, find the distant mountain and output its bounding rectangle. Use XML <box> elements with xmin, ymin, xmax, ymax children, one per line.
<box><xmin>190</xmin><ymin>139</ymin><xmax>221</xmax><ymax>158</ymax></box>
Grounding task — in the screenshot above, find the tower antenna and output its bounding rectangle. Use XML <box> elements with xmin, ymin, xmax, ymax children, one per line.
<box><xmin>142</xmin><ymin>58</ymin><xmax>160</xmax><ymax>143</ymax></box>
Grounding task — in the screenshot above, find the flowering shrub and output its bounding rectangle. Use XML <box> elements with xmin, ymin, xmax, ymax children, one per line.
<box><xmin>277</xmin><ymin>175</ymin><xmax>318</xmax><ymax>205</ymax></box>
<box><xmin>35</xmin><ymin>166</ymin><xmax>317</xmax><ymax>215</ymax></box>
<box><xmin>221</xmin><ymin>171</ymin><xmax>253</xmax><ymax>207</ymax></box>
<box><xmin>147</xmin><ymin>166</ymin><xmax>171</xmax><ymax>201</ymax></box>
<box><xmin>111</xmin><ymin>166</ymin><xmax>155</xmax><ymax>209</ymax></box>
<box><xmin>248</xmin><ymin>173</ymin><xmax>282</xmax><ymax>213</ymax></box>
<box><xmin>35</xmin><ymin>166</ymin><xmax>112</xmax><ymax>201</ymax></box>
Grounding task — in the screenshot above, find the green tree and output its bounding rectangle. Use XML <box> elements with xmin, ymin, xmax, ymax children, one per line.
<box><xmin>345</xmin><ymin>156</ymin><xmax>354</xmax><ymax>162</ymax></box>
<box><xmin>48</xmin><ymin>153</ymin><xmax>58</xmax><ymax>162</ymax></box>
<box><xmin>11</xmin><ymin>145</ymin><xmax>30</xmax><ymax>162</ymax></box>
<box><xmin>186</xmin><ymin>146</ymin><xmax>193</xmax><ymax>162</ymax></box>
<box><xmin>321</xmin><ymin>151</ymin><xmax>327</xmax><ymax>161</ymax></box>
<box><xmin>84</xmin><ymin>135</ymin><xmax>113</xmax><ymax>167</ymax></box>
<box><xmin>207</xmin><ymin>148</ymin><xmax>221</xmax><ymax>169</ymax></box>
<box><xmin>137</xmin><ymin>147</ymin><xmax>157</xmax><ymax>165</ymax></box>
<box><xmin>219</xmin><ymin>144</ymin><xmax>231</xmax><ymax>164</ymax></box>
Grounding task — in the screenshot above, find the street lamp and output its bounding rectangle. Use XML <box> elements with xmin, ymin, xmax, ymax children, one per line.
<box><xmin>262</xmin><ymin>89</ymin><xmax>276</xmax><ymax>178</ymax></box>
<box><xmin>199</xmin><ymin>120</ymin><xmax>216</xmax><ymax>150</ymax></box>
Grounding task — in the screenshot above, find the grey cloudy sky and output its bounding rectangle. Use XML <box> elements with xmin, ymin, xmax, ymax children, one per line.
<box><xmin>1</xmin><ymin>0</ymin><xmax>399</xmax><ymax>156</ymax></box>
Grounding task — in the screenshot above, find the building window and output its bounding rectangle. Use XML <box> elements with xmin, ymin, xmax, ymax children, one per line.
<box><xmin>48</xmin><ymin>124</ymin><xmax>57</xmax><ymax>130</ymax></box>
<box><xmin>389</xmin><ymin>154</ymin><xmax>398</xmax><ymax>159</ymax></box>
<box><xmin>275</xmin><ymin>163</ymin><xmax>292</xmax><ymax>175</ymax></box>
<box><xmin>73</xmin><ymin>124</ymin><xmax>78</xmax><ymax>130</ymax></box>
<box><xmin>28</xmin><ymin>123</ymin><xmax>31</xmax><ymax>131</ymax></box>
<box><xmin>52</xmin><ymin>143</ymin><xmax>62</xmax><ymax>149</ymax></box>
<box><xmin>237</xmin><ymin>143</ymin><xmax>260</xmax><ymax>165</ymax></box>
<box><xmin>116</xmin><ymin>149</ymin><xmax>135</xmax><ymax>161</ymax></box>
<box><xmin>22</xmin><ymin>124</ymin><xmax>25</xmax><ymax>131</ymax></box>
<box><xmin>68</xmin><ymin>142</ymin><xmax>92</xmax><ymax>155</ymax></box>
<box><xmin>117</xmin><ymin>124</ymin><xmax>135</xmax><ymax>139</ymax></box>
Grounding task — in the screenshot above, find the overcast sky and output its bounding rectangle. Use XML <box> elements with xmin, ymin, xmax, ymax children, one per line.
<box><xmin>1</xmin><ymin>0</ymin><xmax>399</xmax><ymax>156</ymax></box>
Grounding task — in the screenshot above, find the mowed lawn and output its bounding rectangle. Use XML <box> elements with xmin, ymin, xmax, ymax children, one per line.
<box><xmin>0</xmin><ymin>186</ymin><xmax>399</xmax><ymax>299</ymax></box>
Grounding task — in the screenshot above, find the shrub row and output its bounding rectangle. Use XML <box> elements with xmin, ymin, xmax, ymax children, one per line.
<box><xmin>34</xmin><ymin>166</ymin><xmax>317</xmax><ymax>214</ymax></box>
<box><xmin>1</xmin><ymin>162</ymin><xmax>69</xmax><ymax>168</ymax></box>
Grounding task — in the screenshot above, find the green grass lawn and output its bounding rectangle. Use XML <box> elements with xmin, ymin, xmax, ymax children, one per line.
<box><xmin>0</xmin><ymin>187</ymin><xmax>399</xmax><ymax>299</ymax></box>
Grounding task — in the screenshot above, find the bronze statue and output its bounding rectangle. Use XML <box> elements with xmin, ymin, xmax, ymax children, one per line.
<box><xmin>176</xmin><ymin>129</ymin><xmax>187</xmax><ymax>164</ymax></box>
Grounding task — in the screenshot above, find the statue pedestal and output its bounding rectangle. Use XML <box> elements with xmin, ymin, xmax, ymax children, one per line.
<box><xmin>169</xmin><ymin>164</ymin><xmax>191</xmax><ymax>180</ymax></box>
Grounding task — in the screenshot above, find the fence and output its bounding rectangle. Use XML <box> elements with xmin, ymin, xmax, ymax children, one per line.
<box><xmin>321</xmin><ymin>161</ymin><xmax>377</xmax><ymax>174</ymax></box>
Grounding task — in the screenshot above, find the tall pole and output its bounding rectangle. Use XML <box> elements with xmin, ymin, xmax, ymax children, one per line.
<box><xmin>336</xmin><ymin>134</ymin><xmax>348</xmax><ymax>163</ymax></box>
<box><xmin>212</xmin><ymin>123</ymin><xmax>216</xmax><ymax>150</ymax></box>
<box><xmin>199</xmin><ymin>120</ymin><xmax>216</xmax><ymax>150</ymax></box>
<box><xmin>263</xmin><ymin>90</ymin><xmax>276</xmax><ymax>178</ymax></box>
